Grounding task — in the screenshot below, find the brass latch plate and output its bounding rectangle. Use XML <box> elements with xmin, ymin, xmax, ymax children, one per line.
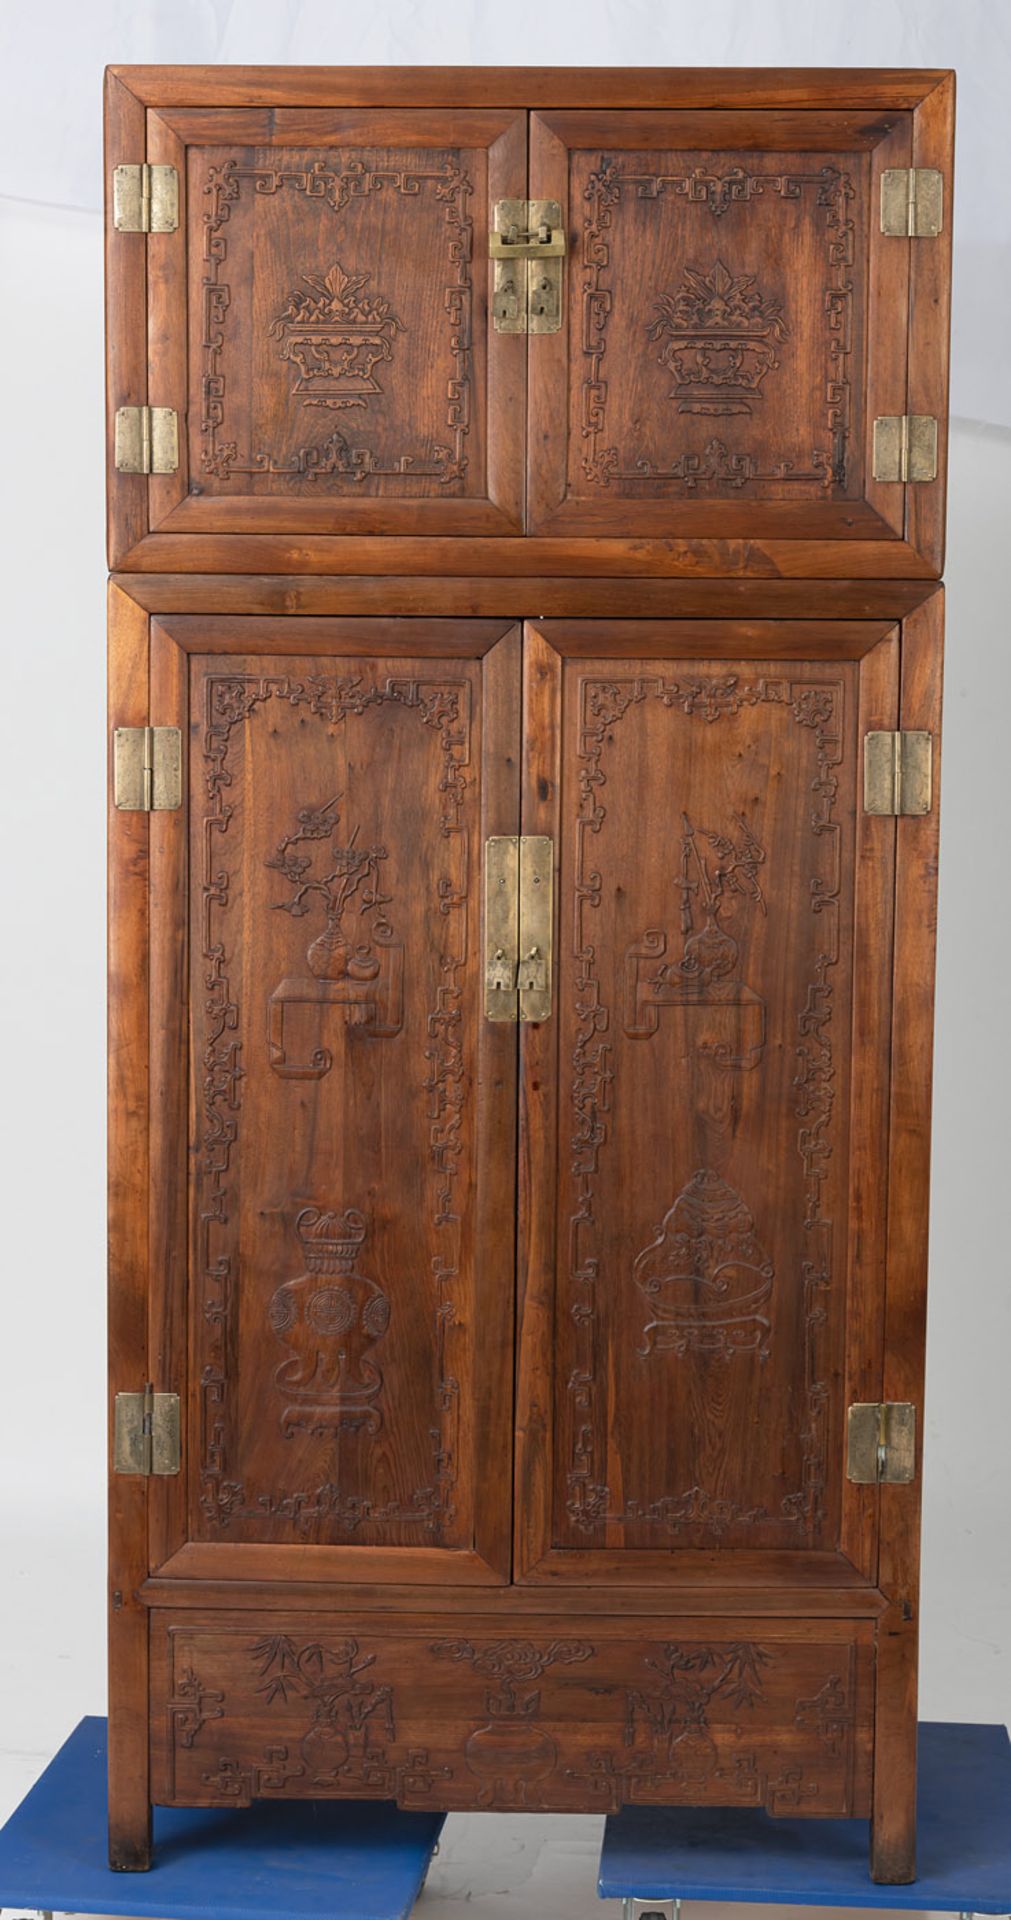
<box><xmin>484</xmin><ymin>835</ymin><xmax>521</xmax><ymax>1021</ymax></box>
<box><xmin>847</xmin><ymin>1402</ymin><xmax>916</xmax><ymax>1484</ymax></box>
<box><xmin>114</xmin><ymin>1389</ymin><xmax>181</xmax><ymax>1475</ymax></box>
<box><xmin>113</xmin><ymin>162</ymin><xmax>179</xmax><ymax>233</ymax></box>
<box><xmin>864</xmin><ymin>731</ymin><xmax>933</xmax><ymax>816</ymax></box>
<box><xmin>872</xmin><ymin>414</ymin><xmax>938</xmax><ymax>484</ymax></box>
<box><xmin>114</xmin><ymin>726</ymin><xmax>182</xmax><ymax>812</ymax></box>
<box><xmin>491</xmin><ymin>200</ymin><xmax>566</xmax><ymax>334</ymax></box>
<box><xmin>114</xmin><ymin>405</ymin><xmax>179</xmax><ymax>475</ymax></box>
<box><xmin>880</xmin><ymin>168</ymin><xmax>943</xmax><ymax>237</ymax></box>
<box><xmin>484</xmin><ymin>834</ymin><xmax>554</xmax><ymax>1022</ymax></box>
<box><xmin>517</xmin><ymin>833</ymin><xmax>553</xmax><ymax>1024</ymax></box>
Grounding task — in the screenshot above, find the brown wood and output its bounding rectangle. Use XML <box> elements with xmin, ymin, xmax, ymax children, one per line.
<box><xmin>515</xmin><ymin>619</ymin><xmax>898</xmax><ymax>1595</ymax></box>
<box><xmin>138</xmin><ymin>1578</ymin><xmax>890</xmax><ymax>1617</ymax></box>
<box><xmin>105</xmin><ymin>65</ymin><xmax>950</xmax><ymax>1883</ymax></box>
<box><xmin>527</xmin><ymin>108</ymin><xmax>910</xmax><ymax>551</ymax></box>
<box><xmin>113</xmin><ymin>533</ymin><xmax>948</xmax><ymax>577</ymax></box>
<box><xmin>107</xmin><ymin>582</ymin><xmax>152</xmax><ymax>1870</ymax></box>
<box><xmin>112</xmin><ymin>575</ymin><xmax>939</xmax><ymax>619</ymax></box>
<box><xmin>106</xmin><ymin>67</ymin><xmax>953</xmax><ymax>577</ymax></box>
<box><xmin>143</xmin><ymin>617</ymin><xmax>519</xmax><ymax>1592</ymax></box>
<box><xmin>109</xmin><ymin>69</ymin><xmax>949</xmax><ymax>111</ymax></box>
<box><xmin>871</xmin><ymin>588</ymin><xmax>943</xmax><ymax>1883</ymax></box>
<box><xmin>148</xmin><ymin>1609</ymin><xmax>875</xmax><ymax>1817</ymax></box>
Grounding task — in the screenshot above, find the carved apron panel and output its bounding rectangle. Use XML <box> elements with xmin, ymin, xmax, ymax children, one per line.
<box><xmin>153</xmin><ymin>1620</ymin><xmax>872</xmax><ymax>1817</ymax></box>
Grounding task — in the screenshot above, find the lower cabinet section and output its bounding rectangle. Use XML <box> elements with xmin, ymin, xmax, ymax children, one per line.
<box><xmin>150</xmin><ymin>1613</ymin><xmax>874</xmax><ymax>1817</ymax></box>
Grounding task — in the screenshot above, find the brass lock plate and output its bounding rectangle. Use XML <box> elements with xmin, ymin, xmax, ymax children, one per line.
<box><xmin>484</xmin><ymin>835</ymin><xmax>521</xmax><ymax>1021</ymax></box>
<box><xmin>491</xmin><ymin>200</ymin><xmax>565</xmax><ymax>335</ymax></box>
<box><xmin>484</xmin><ymin>834</ymin><xmax>554</xmax><ymax>1022</ymax></box>
<box><xmin>517</xmin><ymin>833</ymin><xmax>553</xmax><ymax>1023</ymax></box>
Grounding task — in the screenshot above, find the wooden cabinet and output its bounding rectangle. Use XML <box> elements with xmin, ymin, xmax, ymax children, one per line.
<box><xmin>106</xmin><ymin>66</ymin><xmax>952</xmax><ymax>1891</ymax></box>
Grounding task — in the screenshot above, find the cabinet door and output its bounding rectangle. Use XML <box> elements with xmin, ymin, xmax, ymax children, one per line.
<box><xmin>517</xmin><ymin>617</ymin><xmax>917</xmax><ymax>1589</ymax></box>
<box><xmin>107</xmin><ymin>88</ymin><xmax>525</xmax><ymax>563</ymax></box>
<box><xmin>527</xmin><ymin>97</ymin><xmax>950</xmax><ymax>570</ymax></box>
<box><xmin>135</xmin><ymin>617</ymin><xmax>519</xmax><ymax>1584</ymax></box>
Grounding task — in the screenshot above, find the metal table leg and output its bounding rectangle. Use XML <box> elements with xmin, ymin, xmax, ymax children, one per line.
<box><xmin>622</xmin><ymin>1900</ymin><xmax>681</xmax><ymax>1920</ymax></box>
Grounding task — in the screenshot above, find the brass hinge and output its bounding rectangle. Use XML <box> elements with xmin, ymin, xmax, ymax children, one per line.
<box><xmin>114</xmin><ymin>405</ymin><xmax>179</xmax><ymax>474</ymax></box>
<box><xmin>114</xmin><ymin>726</ymin><xmax>182</xmax><ymax>811</ymax></box>
<box><xmin>114</xmin><ymin>1387</ymin><xmax>181</xmax><ymax>1475</ymax></box>
<box><xmin>864</xmin><ymin>730</ymin><xmax>933</xmax><ymax>816</ymax></box>
<box><xmin>880</xmin><ymin>168</ymin><xmax>943</xmax><ymax>237</ymax></box>
<box><xmin>484</xmin><ymin>834</ymin><xmax>554</xmax><ymax>1022</ymax></box>
<box><xmin>847</xmin><ymin>1403</ymin><xmax>916</xmax><ymax>1484</ymax></box>
<box><xmin>113</xmin><ymin>162</ymin><xmax>179</xmax><ymax>233</ymax></box>
<box><xmin>872</xmin><ymin>414</ymin><xmax>938</xmax><ymax>484</ymax></box>
<box><xmin>490</xmin><ymin>200</ymin><xmax>566</xmax><ymax>334</ymax></box>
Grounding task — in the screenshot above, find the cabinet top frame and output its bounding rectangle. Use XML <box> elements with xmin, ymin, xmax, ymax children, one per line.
<box><xmin>107</xmin><ymin>66</ymin><xmax>952</xmax><ymax>110</ymax></box>
<box><xmin>105</xmin><ymin>66</ymin><xmax>954</xmax><ymax>579</ymax></box>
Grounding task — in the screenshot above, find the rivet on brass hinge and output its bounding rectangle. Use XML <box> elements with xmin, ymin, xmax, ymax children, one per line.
<box><xmin>864</xmin><ymin>731</ymin><xmax>933</xmax><ymax>817</ymax></box>
<box><xmin>114</xmin><ymin>405</ymin><xmax>179</xmax><ymax>475</ymax></box>
<box><xmin>872</xmin><ymin>414</ymin><xmax>938</xmax><ymax>484</ymax></box>
<box><xmin>113</xmin><ymin>163</ymin><xmax>179</xmax><ymax>233</ymax></box>
<box><xmin>114</xmin><ymin>1388</ymin><xmax>181</xmax><ymax>1475</ymax></box>
<box><xmin>880</xmin><ymin>167</ymin><xmax>943</xmax><ymax>237</ymax></box>
<box><xmin>114</xmin><ymin>726</ymin><xmax>182</xmax><ymax>812</ymax></box>
<box><xmin>490</xmin><ymin>200</ymin><xmax>566</xmax><ymax>334</ymax></box>
<box><xmin>847</xmin><ymin>1403</ymin><xmax>916</xmax><ymax>1484</ymax></box>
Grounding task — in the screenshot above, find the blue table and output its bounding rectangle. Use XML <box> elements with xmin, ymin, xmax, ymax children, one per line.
<box><xmin>599</xmin><ymin>1722</ymin><xmax>1011</xmax><ymax>1917</ymax></box>
<box><xmin>0</xmin><ymin>1717</ymin><xmax>443</xmax><ymax>1920</ymax></box>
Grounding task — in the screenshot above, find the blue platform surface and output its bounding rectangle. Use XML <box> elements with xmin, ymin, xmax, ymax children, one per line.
<box><xmin>0</xmin><ymin>1717</ymin><xmax>444</xmax><ymax>1920</ymax></box>
<box><xmin>599</xmin><ymin>1721</ymin><xmax>1011</xmax><ymax>1911</ymax></box>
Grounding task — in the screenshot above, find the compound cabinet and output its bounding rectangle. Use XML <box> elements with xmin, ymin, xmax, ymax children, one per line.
<box><xmin>105</xmin><ymin>63</ymin><xmax>952</xmax><ymax>1892</ymax></box>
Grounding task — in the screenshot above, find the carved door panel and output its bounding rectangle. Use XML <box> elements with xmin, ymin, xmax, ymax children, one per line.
<box><xmin>115</xmin><ymin>105</ymin><xmax>525</xmax><ymax>561</ymax></box>
<box><xmin>148</xmin><ymin>618</ymin><xmax>520</xmax><ymax>1584</ymax></box>
<box><xmin>527</xmin><ymin>107</ymin><xmax>947</xmax><ymax>568</ymax></box>
<box><xmin>516</xmin><ymin>619</ymin><xmax>900</xmax><ymax>1588</ymax></box>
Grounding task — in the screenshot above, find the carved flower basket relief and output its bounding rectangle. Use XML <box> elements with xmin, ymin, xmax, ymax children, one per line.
<box><xmin>269</xmin><ymin>260</ymin><xmax>405</xmax><ymax>411</ymax></box>
<box><xmin>648</xmin><ymin>259</ymin><xmax>789</xmax><ymax>417</ymax></box>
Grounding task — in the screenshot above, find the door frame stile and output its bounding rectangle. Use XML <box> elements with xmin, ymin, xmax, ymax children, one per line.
<box><xmin>108</xmin><ymin>579</ymin><xmax>153</xmax><ymax>1870</ymax></box>
<box><xmin>515</xmin><ymin>623</ymin><xmax>563</xmax><ymax>1579</ymax></box>
<box><xmin>871</xmin><ymin>583</ymin><xmax>943</xmax><ymax>1883</ymax></box>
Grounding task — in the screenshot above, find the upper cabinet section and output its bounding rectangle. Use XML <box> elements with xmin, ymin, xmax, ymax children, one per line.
<box><xmin>106</xmin><ymin>67</ymin><xmax>953</xmax><ymax>576</ymax></box>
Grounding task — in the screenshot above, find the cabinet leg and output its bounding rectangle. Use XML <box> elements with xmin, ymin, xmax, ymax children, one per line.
<box><xmin>108</xmin><ymin>1802</ymin><xmax>153</xmax><ymax>1872</ymax></box>
<box><xmin>869</xmin><ymin>1806</ymin><xmax>916</xmax><ymax>1885</ymax></box>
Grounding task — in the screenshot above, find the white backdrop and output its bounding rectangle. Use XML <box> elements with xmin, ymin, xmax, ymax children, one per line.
<box><xmin>1</xmin><ymin>6</ymin><xmax>1008</xmax><ymax>1916</ymax></box>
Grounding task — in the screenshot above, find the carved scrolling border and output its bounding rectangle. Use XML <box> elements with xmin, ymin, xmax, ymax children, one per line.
<box><xmin>580</xmin><ymin>162</ymin><xmax>855</xmax><ymax>491</ymax></box>
<box><xmin>198</xmin><ymin>672</ymin><xmax>471</xmax><ymax>1537</ymax></box>
<box><xmin>201</xmin><ymin>158</ymin><xmax>473</xmax><ymax>486</ymax></box>
<box><xmin>565</xmin><ymin>673</ymin><xmax>844</xmax><ymax>1545</ymax></box>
